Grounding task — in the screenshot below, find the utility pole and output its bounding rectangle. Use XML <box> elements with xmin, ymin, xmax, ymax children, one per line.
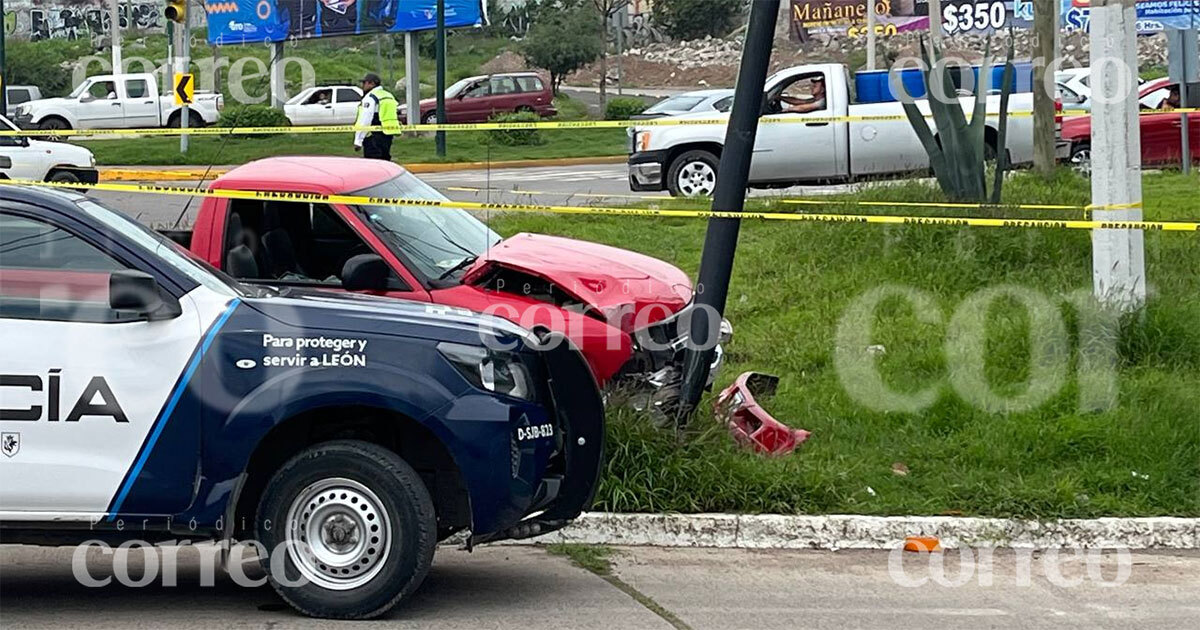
<box><xmin>929</xmin><ymin>0</ymin><xmax>943</xmax><ymax>44</ymax></box>
<box><xmin>866</xmin><ymin>0</ymin><xmax>877</xmax><ymax>70</ymax></box>
<box><xmin>436</xmin><ymin>0</ymin><xmax>447</xmax><ymax>157</ymax></box>
<box><xmin>1032</xmin><ymin>0</ymin><xmax>1058</xmax><ymax>176</ymax></box>
<box><xmin>404</xmin><ymin>32</ymin><xmax>420</xmax><ymax>126</ymax></box>
<box><xmin>1089</xmin><ymin>0</ymin><xmax>1145</xmax><ymax>309</ymax></box>
<box><xmin>110</xmin><ymin>0</ymin><xmax>123</xmax><ymax>74</ymax></box>
<box><xmin>677</xmin><ymin>0</ymin><xmax>780</xmax><ymax>417</ymax></box>
<box><xmin>179</xmin><ymin>2</ymin><xmax>190</xmax><ymax>153</ymax></box>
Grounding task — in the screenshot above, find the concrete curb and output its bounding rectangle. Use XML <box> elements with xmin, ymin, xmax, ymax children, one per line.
<box><xmin>98</xmin><ymin>155</ymin><xmax>627</xmax><ymax>182</ymax></box>
<box><xmin>517</xmin><ymin>513</ymin><xmax>1200</xmax><ymax>550</ymax></box>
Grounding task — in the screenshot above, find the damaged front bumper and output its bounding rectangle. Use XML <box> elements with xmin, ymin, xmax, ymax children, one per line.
<box><xmin>715</xmin><ymin>372</ymin><xmax>810</xmax><ymax>456</ymax></box>
<box><xmin>472</xmin><ymin>331</ymin><xmax>605</xmax><ymax>545</ymax></box>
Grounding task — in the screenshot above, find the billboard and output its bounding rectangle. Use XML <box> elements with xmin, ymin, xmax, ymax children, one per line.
<box><xmin>206</xmin><ymin>0</ymin><xmax>486</xmax><ymax>45</ymax></box>
<box><xmin>789</xmin><ymin>0</ymin><xmax>931</xmax><ymax>40</ymax></box>
<box><xmin>1060</xmin><ymin>0</ymin><xmax>1200</xmax><ymax>33</ymax></box>
<box><xmin>940</xmin><ymin>0</ymin><xmax>1035</xmax><ymax>35</ymax></box>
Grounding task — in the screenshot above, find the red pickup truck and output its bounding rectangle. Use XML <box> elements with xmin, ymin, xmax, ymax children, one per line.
<box><xmin>171</xmin><ymin>157</ymin><xmax>728</xmax><ymax>408</ymax></box>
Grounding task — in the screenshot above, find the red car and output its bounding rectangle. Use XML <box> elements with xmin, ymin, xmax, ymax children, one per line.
<box><xmin>173</xmin><ymin>157</ymin><xmax>727</xmax><ymax>404</ymax></box>
<box><xmin>401</xmin><ymin>72</ymin><xmax>557</xmax><ymax>125</ymax></box>
<box><xmin>1063</xmin><ymin>79</ymin><xmax>1200</xmax><ymax>170</ymax></box>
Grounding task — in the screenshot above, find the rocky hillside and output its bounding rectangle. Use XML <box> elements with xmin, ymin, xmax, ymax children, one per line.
<box><xmin>564</xmin><ymin>31</ymin><xmax>1171</xmax><ymax>89</ymax></box>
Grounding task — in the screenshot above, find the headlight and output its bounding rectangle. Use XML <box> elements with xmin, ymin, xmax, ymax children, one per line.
<box><xmin>438</xmin><ymin>342</ymin><xmax>535</xmax><ymax>401</ymax></box>
<box><xmin>635</xmin><ymin>130</ymin><xmax>652</xmax><ymax>152</ymax></box>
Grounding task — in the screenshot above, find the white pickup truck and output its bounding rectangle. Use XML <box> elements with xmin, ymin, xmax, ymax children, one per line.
<box><xmin>0</xmin><ymin>115</ymin><xmax>98</xmax><ymax>185</ymax></box>
<box><xmin>628</xmin><ymin>63</ymin><xmax>1043</xmax><ymax>197</ymax></box>
<box><xmin>11</xmin><ymin>73</ymin><xmax>223</xmax><ymax>132</ymax></box>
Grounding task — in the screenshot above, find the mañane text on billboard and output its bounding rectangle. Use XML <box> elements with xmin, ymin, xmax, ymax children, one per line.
<box><xmin>206</xmin><ymin>0</ymin><xmax>485</xmax><ymax>46</ymax></box>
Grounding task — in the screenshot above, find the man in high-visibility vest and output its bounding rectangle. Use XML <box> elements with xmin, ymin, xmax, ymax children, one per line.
<box><xmin>353</xmin><ymin>73</ymin><xmax>401</xmax><ymax>160</ymax></box>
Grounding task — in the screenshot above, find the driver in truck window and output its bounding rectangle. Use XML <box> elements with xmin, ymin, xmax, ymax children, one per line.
<box><xmin>781</xmin><ymin>75</ymin><xmax>827</xmax><ymax>114</ymax></box>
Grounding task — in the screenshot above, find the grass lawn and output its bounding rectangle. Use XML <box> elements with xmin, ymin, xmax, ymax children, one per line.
<box><xmin>81</xmin><ymin>125</ymin><xmax>627</xmax><ymax>166</ymax></box>
<box><xmin>488</xmin><ymin>170</ymin><xmax>1200</xmax><ymax>518</ymax></box>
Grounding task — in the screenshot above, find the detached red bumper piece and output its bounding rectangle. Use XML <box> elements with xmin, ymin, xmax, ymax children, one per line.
<box><xmin>715</xmin><ymin>372</ymin><xmax>810</xmax><ymax>456</ymax></box>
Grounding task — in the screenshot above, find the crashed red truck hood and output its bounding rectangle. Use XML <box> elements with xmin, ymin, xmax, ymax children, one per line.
<box><xmin>462</xmin><ymin>233</ymin><xmax>693</xmax><ymax>332</ymax></box>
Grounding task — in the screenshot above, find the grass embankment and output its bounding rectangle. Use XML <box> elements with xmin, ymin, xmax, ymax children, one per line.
<box><xmin>489</xmin><ymin>170</ymin><xmax>1200</xmax><ymax>518</ymax></box>
<box><xmin>81</xmin><ymin>123</ymin><xmax>626</xmax><ymax>166</ymax></box>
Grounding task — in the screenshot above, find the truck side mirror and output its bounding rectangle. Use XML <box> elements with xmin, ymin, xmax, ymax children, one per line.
<box><xmin>342</xmin><ymin>254</ymin><xmax>390</xmax><ymax>292</ymax></box>
<box><xmin>110</xmin><ymin>270</ymin><xmax>176</xmax><ymax>319</ymax></box>
<box><xmin>80</xmin><ymin>94</ymin><xmax>95</xmax><ymax>103</ymax></box>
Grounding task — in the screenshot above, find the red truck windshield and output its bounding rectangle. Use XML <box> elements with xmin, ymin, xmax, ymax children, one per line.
<box><xmin>351</xmin><ymin>173</ymin><xmax>501</xmax><ymax>282</ymax></box>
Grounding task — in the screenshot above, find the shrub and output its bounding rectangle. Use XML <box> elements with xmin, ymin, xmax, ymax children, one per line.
<box><xmin>7</xmin><ymin>39</ymin><xmax>91</xmax><ymax>97</ymax></box>
<box><xmin>215</xmin><ymin>105</ymin><xmax>291</xmax><ymax>137</ymax></box>
<box><xmin>652</xmin><ymin>0</ymin><xmax>746</xmax><ymax>41</ymax></box>
<box><xmin>482</xmin><ymin>111</ymin><xmax>544</xmax><ymax>147</ymax></box>
<box><xmin>605</xmin><ymin>97</ymin><xmax>647</xmax><ymax>120</ymax></box>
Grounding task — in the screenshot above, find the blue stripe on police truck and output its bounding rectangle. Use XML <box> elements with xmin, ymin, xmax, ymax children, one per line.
<box><xmin>105</xmin><ymin>299</ymin><xmax>242</xmax><ymax>519</ymax></box>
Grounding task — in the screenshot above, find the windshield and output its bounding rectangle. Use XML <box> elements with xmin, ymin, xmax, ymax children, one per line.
<box><xmin>445</xmin><ymin>77</ymin><xmax>480</xmax><ymax>98</ymax></box>
<box><xmin>351</xmin><ymin>173</ymin><xmax>501</xmax><ymax>281</ymax></box>
<box><xmin>76</xmin><ymin>200</ymin><xmax>254</xmax><ymax>298</ymax></box>
<box><xmin>68</xmin><ymin>81</ymin><xmax>90</xmax><ymax>99</ymax></box>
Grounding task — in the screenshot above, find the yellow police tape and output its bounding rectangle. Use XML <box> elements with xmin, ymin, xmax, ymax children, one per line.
<box><xmin>5</xmin><ymin>179</ymin><xmax>1186</xmax><ymax>232</ymax></box>
<box><xmin>2</xmin><ymin>107</ymin><xmax>1195</xmax><ymax>138</ymax></box>
<box><xmin>444</xmin><ymin>185</ymin><xmax>1141</xmax><ymax>212</ymax></box>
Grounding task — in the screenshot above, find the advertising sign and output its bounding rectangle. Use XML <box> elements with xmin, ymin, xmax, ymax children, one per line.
<box><xmin>1060</xmin><ymin>0</ymin><xmax>1199</xmax><ymax>34</ymax></box>
<box><xmin>206</xmin><ymin>0</ymin><xmax>486</xmax><ymax>46</ymax></box>
<box><xmin>789</xmin><ymin>0</ymin><xmax>931</xmax><ymax>40</ymax></box>
<box><xmin>941</xmin><ymin>0</ymin><xmax>1035</xmax><ymax>35</ymax></box>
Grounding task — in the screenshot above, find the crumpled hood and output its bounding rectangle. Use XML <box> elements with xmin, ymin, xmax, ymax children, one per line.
<box><xmin>463</xmin><ymin>233</ymin><xmax>693</xmax><ymax>331</ymax></box>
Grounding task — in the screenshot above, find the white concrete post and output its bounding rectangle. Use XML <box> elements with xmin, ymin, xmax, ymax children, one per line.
<box><xmin>110</xmin><ymin>0</ymin><xmax>123</xmax><ymax>75</ymax></box>
<box><xmin>1089</xmin><ymin>0</ymin><xmax>1145</xmax><ymax>309</ymax></box>
<box><xmin>866</xmin><ymin>0</ymin><xmax>877</xmax><ymax>70</ymax></box>
<box><xmin>405</xmin><ymin>32</ymin><xmax>420</xmax><ymax>125</ymax></box>
<box><xmin>269</xmin><ymin>41</ymin><xmax>286</xmax><ymax>109</ymax></box>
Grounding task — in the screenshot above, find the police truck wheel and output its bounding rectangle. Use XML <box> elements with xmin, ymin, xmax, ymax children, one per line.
<box><xmin>256</xmin><ymin>440</ymin><xmax>436</xmax><ymax>619</ymax></box>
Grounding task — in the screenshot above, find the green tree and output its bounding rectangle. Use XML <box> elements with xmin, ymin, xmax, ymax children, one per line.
<box><xmin>652</xmin><ymin>0</ymin><xmax>746</xmax><ymax>41</ymax></box>
<box><xmin>6</xmin><ymin>39</ymin><xmax>92</xmax><ymax>97</ymax></box>
<box><xmin>521</xmin><ymin>5</ymin><xmax>603</xmax><ymax>94</ymax></box>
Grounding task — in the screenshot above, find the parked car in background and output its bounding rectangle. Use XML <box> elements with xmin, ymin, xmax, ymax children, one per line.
<box><xmin>399</xmin><ymin>72</ymin><xmax>555</xmax><ymax>124</ymax></box>
<box><xmin>5</xmin><ymin>85</ymin><xmax>43</xmax><ymax>119</ymax></box>
<box><xmin>1063</xmin><ymin>80</ymin><xmax>1199</xmax><ymax>171</ymax></box>
<box><xmin>0</xmin><ymin>114</ymin><xmax>98</xmax><ymax>185</ymax></box>
<box><xmin>284</xmin><ymin>85</ymin><xmax>363</xmax><ymax>125</ymax></box>
<box><xmin>631</xmin><ymin>89</ymin><xmax>734</xmax><ymax>120</ymax></box>
<box><xmin>11</xmin><ymin>73</ymin><xmax>223</xmax><ymax>131</ymax></box>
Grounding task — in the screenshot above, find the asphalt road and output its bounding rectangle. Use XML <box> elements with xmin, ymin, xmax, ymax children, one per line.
<box><xmin>2</xmin><ymin>544</ymin><xmax>1197</xmax><ymax>629</ymax></box>
<box><xmin>87</xmin><ymin>163</ymin><xmax>863</xmax><ymax>228</ymax></box>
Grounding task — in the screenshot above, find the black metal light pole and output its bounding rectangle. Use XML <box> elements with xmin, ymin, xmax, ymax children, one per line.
<box><xmin>676</xmin><ymin>0</ymin><xmax>779</xmax><ymax>418</ymax></box>
<box><xmin>435</xmin><ymin>0</ymin><xmax>447</xmax><ymax>157</ymax></box>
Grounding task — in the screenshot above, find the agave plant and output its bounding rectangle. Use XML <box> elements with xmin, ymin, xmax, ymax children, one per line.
<box><xmin>899</xmin><ymin>33</ymin><xmax>1017</xmax><ymax>203</ymax></box>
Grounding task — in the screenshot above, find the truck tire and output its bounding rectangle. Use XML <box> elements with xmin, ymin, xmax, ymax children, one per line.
<box><xmin>667</xmin><ymin>149</ymin><xmax>720</xmax><ymax>197</ymax></box>
<box><xmin>256</xmin><ymin>440</ymin><xmax>437</xmax><ymax>619</ymax></box>
<box><xmin>47</xmin><ymin>170</ymin><xmax>82</xmax><ymax>185</ymax></box>
<box><xmin>38</xmin><ymin>117</ymin><xmax>70</xmax><ymax>132</ymax></box>
<box><xmin>1069</xmin><ymin>143</ymin><xmax>1091</xmax><ymax>175</ymax></box>
<box><xmin>421</xmin><ymin>111</ymin><xmax>438</xmax><ymax>125</ymax></box>
<box><xmin>168</xmin><ymin>110</ymin><xmax>206</xmax><ymax>128</ymax></box>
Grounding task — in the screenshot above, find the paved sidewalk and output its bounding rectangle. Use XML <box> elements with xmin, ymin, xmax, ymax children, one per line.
<box><xmin>2</xmin><ymin>544</ymin><xmax>1197</xmax><ymax>629</ymax></box>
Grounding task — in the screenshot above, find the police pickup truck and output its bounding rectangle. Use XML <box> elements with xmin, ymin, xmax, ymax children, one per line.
<box><xmin>0</xmin><ymin>185</ymin><xmax>603</xmax><ymax>619</ymax></box>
